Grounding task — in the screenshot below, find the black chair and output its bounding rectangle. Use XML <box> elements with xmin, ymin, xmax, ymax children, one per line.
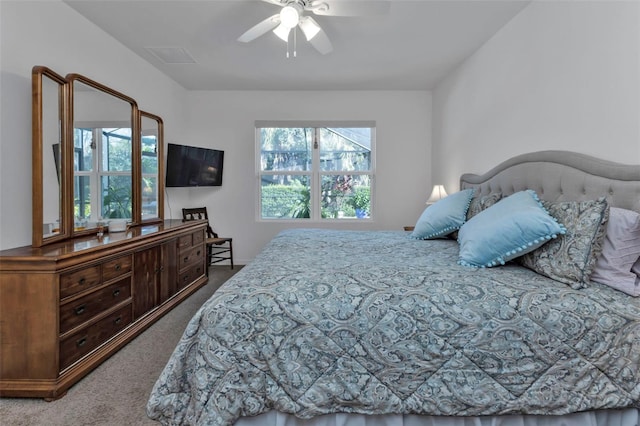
<box><xmin>182</xmin><ymin>207</ymin><xmax>233</xmax><ymax>271</ymax></box>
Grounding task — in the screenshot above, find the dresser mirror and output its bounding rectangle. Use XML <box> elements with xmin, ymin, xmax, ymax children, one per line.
<box><xmin>32</xmin><ymin>66</ymin><xmax>164</xmax><ymax>247</ymax></box>
<box><xmin>32</xmin><ymin>66</ymin><xmax>68</xmax><ymax>247</ymax></box>
<box><xmin>139</xmin><ymin>111</ymin><xmax>164</xmax><ymax>223</ymax></box>
<box><xmin>67</xmin><ymin>73</ymin><xmax>139</xmax><ymax>237</ymax></box>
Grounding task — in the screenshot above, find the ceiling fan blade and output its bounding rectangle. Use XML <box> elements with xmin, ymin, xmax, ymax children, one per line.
<box><xmin>309</xmin><ymin>0</ymin><xmax>391</xmax><ymax>17</ymax></box>
<box><xmin>260</xmin><ymin>0</ymin><xmax>287</xmax><ymax>6</ymax></box>
<box><xmin>307</xmin><ymin>21</ymin><xmax>333</xmax><ymax>55</ymax></box>
<box><xmin>238</xmin><ymin>14</ymin><xmax>280</xmax><ymax>43</ymax></box>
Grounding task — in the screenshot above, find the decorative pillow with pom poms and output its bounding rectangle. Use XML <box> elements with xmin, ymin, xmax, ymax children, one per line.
<box><xmin>457</xmin><ymin>190</ymin><xmax>566</xmax><ymax>268</ymax></box>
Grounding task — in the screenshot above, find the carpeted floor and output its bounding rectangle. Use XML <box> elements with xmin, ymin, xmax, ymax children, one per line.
<box><xmin>0</xmin><ymin>266</ymin><xmax>241</xmax><ymax>426</ymax></box>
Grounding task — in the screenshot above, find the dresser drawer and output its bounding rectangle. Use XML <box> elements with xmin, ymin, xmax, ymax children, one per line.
<box><xmin>177</xmin><ymin>234</ymin><xmax>192</xmax><ymax>249</ymax></box>
<box><xmin>178</xmin><ymin>245</ymin><xmax>204</xmax><ymax>270</ymax></box>
<box><xmin>192</xmin><ymin>230</ymin><xmax>204</xmax><ymax>245</ymax></box>
<box><xmin>59</xmin><ymin>304</ymin><xmax>132</xmax><ymax>371</ymax></box>
<box><xmin>178</xmin><ymin>230</ymin><xmax>205</xmax><ymax>249</ymax></box>
<box><xmin>103</xmin><ymin>255</ymin><xmax>132</xmax><ymax>282</ymax></box>
<box><xmin>60</xmin><ymin>266</ymin><xmax>101</xmax><ymax>299</ymax></box>
<box><xmin>59</xmin><ymin>278</ymin><xmax>132</xmax><ymax>334</ymax></box>
<box><xmin>177</xmin><ymin>264</ymin><xmax>205</xmax><ymax>290</ymax></box>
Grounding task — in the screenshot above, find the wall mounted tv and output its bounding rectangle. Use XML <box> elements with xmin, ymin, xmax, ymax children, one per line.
<box><xmin>165</xmin><ymin>143</ymin><xmax>224</xmax><ymax>187</ymax></box>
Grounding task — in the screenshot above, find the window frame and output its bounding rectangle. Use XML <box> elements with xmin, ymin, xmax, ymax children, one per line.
<box><xmin>256</xmin><ymin>121</ymin><xmax>376</xmax><ymax>222</ymax></box>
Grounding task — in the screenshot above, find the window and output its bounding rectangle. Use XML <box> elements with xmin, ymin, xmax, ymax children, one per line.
<box><xmin>73</xmin><ymin>126</ymin><xmax>133</xmax><ymax>223</ymax></box>
<box><xmin>257</xmin><ymin>122</ymin><xmax>374</xmax><ymax>220</ymax></box>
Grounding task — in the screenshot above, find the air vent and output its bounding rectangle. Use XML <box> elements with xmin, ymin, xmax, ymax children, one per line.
<box><xmin>145</xmin><ymin>47</ymin><xmax>196</xmax><ymax>64</ymax></box>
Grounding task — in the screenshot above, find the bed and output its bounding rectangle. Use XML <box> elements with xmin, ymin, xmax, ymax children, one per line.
<box><xmin>147</xmin><ymin>151</ymin><xmax>640</xmax><ymax>426</ymax></box>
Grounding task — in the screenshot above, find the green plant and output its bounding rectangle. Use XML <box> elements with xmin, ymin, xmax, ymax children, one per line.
<box><xmin>351</xmin><ymin>187</ymin><xmax>370</xmax><ymax>212</ymax></box>
<box><xmin>289</xmin><ymin>183</ymin><xmax>311</xmax><ymax>218</ymax></box>
<box><xmin>103</xmin><ymin>185</ymin><xmax>132</xmax><ymax>219</ymax></box>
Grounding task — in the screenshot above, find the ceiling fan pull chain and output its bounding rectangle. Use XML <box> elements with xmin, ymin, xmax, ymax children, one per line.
<box><xmin>293</xmin><ymin>27</ymin><xmax>297</xmax><ymax>58</ymax></box>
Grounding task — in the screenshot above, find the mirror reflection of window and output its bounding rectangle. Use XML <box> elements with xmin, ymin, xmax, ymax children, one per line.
<box><xmin>141</xmin><ymin>115</ymin><xmax>159</xmax><ymax>220</ymax></box>
<box><xmin>101</xmin><ymin>127</ymin><xmax>132</xmax><ymax>220</ymax></box>
<box><xmin>72</xmin><ymin>126</ymin><xmax>133</xmax><ymax>222</ymax></box>
<box><xmin>141</xmin><ymin>128</ymin><xmax>158</xmax><ymax>219</ymax></box>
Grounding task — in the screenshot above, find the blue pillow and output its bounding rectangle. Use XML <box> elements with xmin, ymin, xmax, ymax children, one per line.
<box><xmin>457</xmin><ymin>190</ymin><xmax>566</xmax><ymax>267</ymax></box>
<box><xmin>410</xmin><ymin>189</ymin><xmax>475</xmax><ymax>239</ymax></box>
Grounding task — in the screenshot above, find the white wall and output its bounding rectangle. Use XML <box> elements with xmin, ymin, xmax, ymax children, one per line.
<box><xmin>0</xmin><ymin>0</ymin><xmax>187</xmax><ymax>250</ymax></box>
<box><xmin>169</xmin><ymin>90</ymin><xmax>432</xmax><ymax>263</ymax></box>
<box><xmin>432</xmin><ymin>0</ymin><xmax>640</xmax><ymax>193</ymax></box>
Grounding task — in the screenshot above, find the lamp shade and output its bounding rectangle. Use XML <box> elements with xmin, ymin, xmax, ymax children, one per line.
<box><xmin>279</xmin><ymin>5</ymin><xmax>300</xmax><ymax>28</ymax></box>
<box><xmin>299</xmin><ymin>16</ymin><xmax>320</xmax><ymax>41</ymax></box>
<box><xmin>273</xmin><ymin>23</ymin><xmax>291</xmax><ymax>41</ymax></box>
<box><xmin>426</xmin><ymin>185</ymin><xmax>448</xmax><ymax>205</ymax></box>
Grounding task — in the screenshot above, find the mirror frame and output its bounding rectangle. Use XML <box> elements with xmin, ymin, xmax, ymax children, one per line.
<box><xmin>66</xmin><ymin>73</ymin><xmax>140</xmax><ymax>237</ymax></box>
<box><xmin>139</xmin><ymin>110</ymin><xmax>165</xmax><ymax>225</ymax></box>
<box><xmin>32</xmin><ymin>66</ymin><xmax>68</xmax><ymax>247</ymax></box>
<box><xmin>32</xmin><ymin>67</ymin><xmax>166</xmax><ymax>246</ymax></box>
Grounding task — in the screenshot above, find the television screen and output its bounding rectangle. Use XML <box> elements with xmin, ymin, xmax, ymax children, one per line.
<box><xmin>165</xmin><ymin>143</ymin><xmax>224</xmax><ymax>187</ymax></box>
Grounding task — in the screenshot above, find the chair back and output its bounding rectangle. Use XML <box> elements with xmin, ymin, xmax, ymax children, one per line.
<box><xmin>182</xmin><ymin>207</ymin><xmax>217</xmax><ymax>238</ymax></box>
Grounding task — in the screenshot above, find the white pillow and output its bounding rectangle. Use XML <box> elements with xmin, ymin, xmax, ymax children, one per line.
<box><xmin>590</xmin><ymin>207</ymin><xmax>640</xmax><ymax>296</ymax></box>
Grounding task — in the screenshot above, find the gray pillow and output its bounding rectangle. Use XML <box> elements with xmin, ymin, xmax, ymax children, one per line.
<box><xmin>467</xmin><ymin>192</ymin><xmax>503</xmax><ymax>220</ymax></box>
<box><xmin>450</xmin><ymin>192</ymin><xmax>502</xmax><ymax>240</ymax></box>
<box><xmin>519</xmin><ymin>197</ymin><xmax>609</xmax><ymax>289</ymax></box>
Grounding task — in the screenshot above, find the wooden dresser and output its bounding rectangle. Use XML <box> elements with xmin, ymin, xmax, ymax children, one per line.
<box><xmin>0</xmin><ymin>219</ymin><xmax>207</xmax><ymax>400</ymax></box>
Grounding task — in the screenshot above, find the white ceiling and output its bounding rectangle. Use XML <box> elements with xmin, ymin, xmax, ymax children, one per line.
<box><xmin>63</xmin><ymin>0</ymin><xmax>530</xmax><ymax>91</ymax></box>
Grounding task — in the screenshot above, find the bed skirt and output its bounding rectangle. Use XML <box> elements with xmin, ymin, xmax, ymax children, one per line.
<box><xmin>235</xmin><ymin>409</ymin><xmax>639</xmax><ymax>426</ymax></box>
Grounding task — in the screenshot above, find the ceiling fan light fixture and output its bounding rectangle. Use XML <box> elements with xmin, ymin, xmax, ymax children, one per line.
<box><xmin>279</xmin><ymin>5</ymin><xmax>300</xmax><ymax>28</ymax></box>
<box><xmin>299</xmin><ymin>17</ymin><xmax>321</xmax><ymax>41</ymax></box>
<box><xmin>273</xmin><ymin>23</ymin><xmax>291</xmax><ymax>41</ymax></box>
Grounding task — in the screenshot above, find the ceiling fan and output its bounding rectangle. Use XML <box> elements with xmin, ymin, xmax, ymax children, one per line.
<box><xmin>238</xmin><ymin>0</ymin><xmax>391</xmax><ymax>56</ymax></box>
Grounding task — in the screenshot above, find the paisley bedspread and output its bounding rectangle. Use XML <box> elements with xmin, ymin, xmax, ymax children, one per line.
<box><xmin>147</xmin><ymin>229</ymin><xmax>640</xmax><ymax>425</ymax></box>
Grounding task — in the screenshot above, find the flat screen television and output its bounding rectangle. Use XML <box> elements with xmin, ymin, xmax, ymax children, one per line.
<box><xmin>165</xmin><ymin>143</ymin><xmax>224</xmax><ymax>187</ymax></box>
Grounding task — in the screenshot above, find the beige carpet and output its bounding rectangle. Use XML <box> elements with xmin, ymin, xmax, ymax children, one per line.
<box><xmin>0</xmin><ymin>266</ymin><xmax>241</xmax><ymax>426</ymax></box>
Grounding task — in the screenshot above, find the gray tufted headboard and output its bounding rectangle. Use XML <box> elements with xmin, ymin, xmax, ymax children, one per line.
<box><xmin>460</xmin><ymin>151</ymin><xmax>640</xmax><ymax>213</ymax></box>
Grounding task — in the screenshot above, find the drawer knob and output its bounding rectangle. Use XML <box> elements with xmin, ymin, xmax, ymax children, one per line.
<box><xmin>183</xmin><ymin>257</ymin><xmax>189</xmax><ymax>263</ymax></box>
<box><xmin>196</xmin><ymin>250</ymin><xmax>201</xmax><ymax>256</ymax></box>
<box><xmin>113</xmin><ymin>289</ymin><xmax>121</xmax><ymax>297</ymax></box>
<box><xmin>74</xmin><ymin>304</ymin><xmax>86</xmax><ymax>315</ymax></box>
<box><xmin>114</xmin><ymin>264</ymin><xmax>121</xmax><ymax>271</ymax></box>
<box><xmin>76</xmin><ymin>337</ymin><xmax>87</xmax><ymax>348</ymax></box>
<box><xmin>114</xmin><ymin>316</ymin><xmax>122</xmax><ymax>325</ymax></box>
<box><xmin>78</xmin><ymin>277</ymin><xmax>86</xmax><ymax>285</ymax></box>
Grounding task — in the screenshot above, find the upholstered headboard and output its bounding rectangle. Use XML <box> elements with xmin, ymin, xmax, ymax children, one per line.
<box><xmin>460</xmin><ymin>150</ymin><xmax>640</xmax><ymax>213</ymax></box>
